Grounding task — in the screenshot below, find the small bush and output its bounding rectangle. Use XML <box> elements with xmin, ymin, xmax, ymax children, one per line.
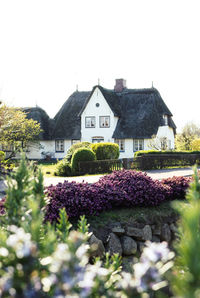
<box><xmin>71</xmin><ymin>147</ymin><xmax>96</xmax><ymax>174</ymax></box>
<box><xmin>91</xmin><ymin>142</ymin><xmax>119</xmax><ymax>160</ymax></box>
<box><xmin>65</xmin><ymin>142</ymin><xmax>92</xmax><ymax>162</ymax></box>
<box><xmin>134</xmin><ymin>150</ymin><xmax>200</xmax><ymax>157</ymax></box>
<box><xmin>54</xmin><ymin>159</ymin><xmax>72</xmax><ymax>177</ymax></box>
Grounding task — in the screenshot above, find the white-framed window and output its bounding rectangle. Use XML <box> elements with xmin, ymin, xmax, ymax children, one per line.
<box><xmin>99</xmin><ymin>116</ymin><xmax>110</xmax><ymax>128</ymax></box>
<box><xmin>92</xmin><ymin>137</ymin><xmax>104</xmax><ymax>143</ymax></box>
<box><xmin>115</xmin><ymin>139</ymin><xmax>125</xmax><ymax>152</ymax></box>
<box><xmin>163</xmin><ymin>114</ymin><xmax>168</xmax><ymax>126</ymax></box>
<box><xmin>85</xmin><ymin>117</ymin><xmax>95</xmax><ymax>128</ymax></box>
<box><xmin>133</xmin><ymin>139</ymin><xmax>144</xmax><ymax>152</ymax></box>
<box><xmin>55</xmin><ymin>139</ymin><xmax>64</xmax><ymax>152</ymax></box>
<box><xmin>71</xmin><ymin>139</ymin><xmax>80</xmax><ymax>145</ymax></box>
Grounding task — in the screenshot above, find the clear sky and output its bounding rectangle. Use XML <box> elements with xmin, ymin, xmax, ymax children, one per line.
<box><xmin>0</xmin><ymin>0</ymin><xmax>199</xmax><ymax>132</ymax></box>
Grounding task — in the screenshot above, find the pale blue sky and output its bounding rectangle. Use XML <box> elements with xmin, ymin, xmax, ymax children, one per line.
<box><xmin>0</xmin><ymin>0</ymin><xmax>200</xmax><ymax>132</ymax></box>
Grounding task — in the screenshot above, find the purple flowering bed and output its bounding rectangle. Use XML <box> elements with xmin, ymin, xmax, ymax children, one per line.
<box><xmin>45</xmin><ymin>170</ymin><xmax>192</xmax><ymax>223</ymax></box>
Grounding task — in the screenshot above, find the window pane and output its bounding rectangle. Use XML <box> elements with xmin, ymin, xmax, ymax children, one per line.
<box><xmin>100</xmin><ymin>116</ymin><xmax>110</xmax><ymax>128</ymax></box>
<box><xmin>86</xmin><ymin>117</ymin><xmax>95</xmax><ymax>128</ymax></box>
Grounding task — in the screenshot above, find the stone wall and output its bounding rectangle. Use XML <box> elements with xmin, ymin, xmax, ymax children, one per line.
<box><xmin>89</xmin><ymin>215</ymin><xmax>178</xmax><ymax>270</ymax></box>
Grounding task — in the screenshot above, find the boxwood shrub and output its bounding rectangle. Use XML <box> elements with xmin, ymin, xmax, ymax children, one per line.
<box><xmin>54</xmin><ymin>159</ymin><xmax>72</xmax><ymax>177</ymax></box>
<box><xmin>45</xmin><ymin>170</ymin><xmax>191</xmax><ymax>222</ymax></box>
<box><xmin>91</xmin><ymin>142</ymin><xmax>119</xmax><ymax>160</ymax></box>
<box><xmin>65</xmin><ymin>142</ymin><xmax>92</xmax><ymax>162</ymax></box>
<box><xmin>71</xmin><ymin>147</ymin><xmax>96</xmax><ymax>174</ymax></box>
<box><xmin>135</xmin><ymin>150</ymin><xmax>200</xmax><ymax>157</ymax></box>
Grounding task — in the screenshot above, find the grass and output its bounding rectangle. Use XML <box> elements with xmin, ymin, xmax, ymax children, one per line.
<box><xmin>71</xmin><ymin>200</ymin><xmax>178</xmax><ymax>230</ymax></box>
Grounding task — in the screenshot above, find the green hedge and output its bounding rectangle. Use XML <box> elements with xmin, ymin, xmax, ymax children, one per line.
<box><xmin>134</xmin><ymin>150</ymin><xmax>200</xmax><ymax>157</ymax></box>
<box><xmin>54</xmin><ymin>159</ymin><xmax>72</xmax><ymax>177</ymax></box>
<box><xmin>65</xmin><ymin>142</ymin><xmax>92</xmax><ymax>162</ymax></box>
<box><xmin>91</xmin><ymin>142</ymin><xmax>119</xmax><ymax>160</ymax></box>
<box><xmin>71</xmin><ymin>148</ymin><xmax>96</xmax><ymax>174</ymax></box>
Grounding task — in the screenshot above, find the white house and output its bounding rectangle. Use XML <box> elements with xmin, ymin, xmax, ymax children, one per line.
<box><xmin>19</xmin><ymin>79</ymin><xmax>176</xmax><ymax>159</ymax></box>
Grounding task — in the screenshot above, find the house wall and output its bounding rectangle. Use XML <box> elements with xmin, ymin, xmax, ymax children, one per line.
<box><xmin>81</xmin><ymin>87</ymin><xmax>117</xmax><ymax>143</ymax></box>
<box><xmin>156</xmin><ymin>126</ymin><xmax>175</xmax><ymax>149</ymax></box>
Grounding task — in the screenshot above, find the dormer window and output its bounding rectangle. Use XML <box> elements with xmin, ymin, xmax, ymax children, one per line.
<box><xmin>85</xmin><ymin>117</ymin><xmax>95</xmax><ymax>128</ymax></box>
<box><xmin>100</xmin><ymin>116</ymin><xmax>110</xmax><ymax>128</ymax></box>
<box><xmin>163</xmin><ymin>114</ymin><xmax>168</xmax><ymax>126</ymax></box>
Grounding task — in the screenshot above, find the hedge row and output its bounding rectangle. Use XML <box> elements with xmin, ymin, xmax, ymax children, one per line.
<box><xmin>45</xmin><ymin>170</ymin><xmax>191</xmax><ymax>222</ymax></box>
<box><xmin>134</xmin><ymin>150</ymin><xmax>200</xmax><ymax>157</ymax></box>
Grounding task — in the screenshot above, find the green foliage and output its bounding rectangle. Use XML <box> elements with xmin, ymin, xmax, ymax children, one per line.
<box><xmin>172</xmin><ymin>167</ymin><xmax>200</xmax><ymax>297</ymax></box>
<box><xmin>54</xmin><ymin>158</ymin><xmax>72</xmax><ymax>176</ymax></box>
<box><xmin>65</xmin><ymin>141</ymin><xmax>92</xmax><ymax>162</ymax></box>
<box><xmin>56</xmin><ymin>208</ymin><xmax>72</xmax><ymax>241</ymax></box>
<box><xmin>91</xmin><ymin>142</ymin><xmax>119</xmax><ymax>160</ymax></box>
<box><xmin>71</xmin><ymin>147</ymin><xmax>96</xmax><ymax>174</ymax></box>
<box><xmin>0</xmin><ymin>151</ymin><xmax>5</xmax><ymax>161</ymax></box>
<box><xmin>191</xmin><ymin>138</ymin><xmax>200</xmax><ymax>151</ymax></box>
<box><xmin>0</xmin><ymin>105</ymin><xmax>42</xmax><ymax>159</ymax></box>
<box><xmin>175</xmin><ymin>122</ymin><xmax>200</xmax><ymax>150</ymax></box>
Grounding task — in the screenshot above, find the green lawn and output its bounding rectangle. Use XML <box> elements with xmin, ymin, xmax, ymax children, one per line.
<box><xmin>38</xmin><ymin>162</ymin><xmax>57</xmax><ymax>177</ymax></box>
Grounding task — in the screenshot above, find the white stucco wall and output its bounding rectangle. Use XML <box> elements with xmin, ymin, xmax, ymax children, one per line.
<box><xmin>81</xmin><ymin>87</ymin><xmax>117</xmax><ymax>143</ymax></box>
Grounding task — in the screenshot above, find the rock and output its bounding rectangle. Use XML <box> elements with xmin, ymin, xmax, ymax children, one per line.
<box><xmin>121</xmin><ymin>236</ymin><xmax>137</xmax><ymax>256</ymax></box>
<box><xmin>107</xmin><ymin>233</ymin><xmax>122</xmax><ymax>256</ymax></box>
<box><xmin>152</xmin><ymin>225</ymin><xmax>162</xmax><ymax>236</ymax></box>
<box><xmin>89</xmin><ymin>234</ymin><xmax>105</xmax><ymax>258</ymax></box>
<box><xmin>143</xmin><ymin>225</ymin><xmax>152</xmax><ymax>241</ymax></box>
<box><xmin>161</xmin><ymin>224</ymin><xmax>171</xmax><ymax>242</ymax></box>
<box><xmin>126</xmin><ymin>226</ymin><xmax>143</xmax><ymax>240</ymax></box>
<box><xmin>152</xmin><ymin>235</ymin><xmax>160</xmax><ymax>243</ymax></box>
<box><xmin>122</xmin><ymin>256</ymin><xmax>135</xmax><ymax>273</ymax></box>
<box><xmin>138</xmin><ymin>242</ymin><xmax>145</xmax><ymax>253</ymax></box>
<box><xmin>112</xmin><ymin>227</ymin><xmax>125</xmax><ymax>236</ymax></box>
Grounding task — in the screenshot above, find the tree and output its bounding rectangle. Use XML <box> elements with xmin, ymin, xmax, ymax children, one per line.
<box><xmin>175</xmin><ymin>122</ymin><xmax>200</xmax><ymax>151</ymax></box>
<box><xmin>147</xmin><ymin>134</ymin><xmax>170</xmax><ymax>150</ymax></box>
<box><xmin>0</xmin><ymin>105</ymin><xmax>42</xmax><ymax>158</ymax></box>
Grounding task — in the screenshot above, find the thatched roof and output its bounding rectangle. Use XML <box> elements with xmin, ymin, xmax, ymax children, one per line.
<box><xmin>53</xmin><ymin>91</ymin><xmax>90</xmax><ymax>139</ymax></box>
<box><xmin>24</xmin><ymin>85</ymin><xmax>176</xmax><ymax>140</ymax></box>
<box><xmin>23</xmin><ymin>107</ymin><xmax>54</xmax><ymax>140</ymax></box>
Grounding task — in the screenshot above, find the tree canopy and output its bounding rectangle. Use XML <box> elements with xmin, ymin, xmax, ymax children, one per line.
<box><xmin>0</xmin><ymin>105</ymin><xmax>42</xmax><ymax>158</ymax></box>
<box><xmin>175</xmin><ymin>122</ymin><xmax>200</xmax><ymax>150</ymax></box>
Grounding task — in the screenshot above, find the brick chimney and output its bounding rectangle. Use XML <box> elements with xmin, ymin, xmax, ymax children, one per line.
<box><xmin>114</xmin><ymin>79</ymin><xmax>127</xmax><ymax>92</ymax></box>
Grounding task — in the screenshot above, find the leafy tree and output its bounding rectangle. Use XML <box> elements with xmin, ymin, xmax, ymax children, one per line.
<box><xmin>175</xmin><ymin>122</ymin><xmax>200</xmax><ymax>150</ymax></box>
<box><xmin>0</xmin><ymin>105</ymin><xmax>42</xmax><ymax>158</ymax></box>
<box><xmin>191</xmin><ymin>138</ymin><xmax>200</xmax><ymax>151</ymax></box>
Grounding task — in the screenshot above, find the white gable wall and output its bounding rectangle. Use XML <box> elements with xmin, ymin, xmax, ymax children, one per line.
<box><xmin>81</xmin><ymin>87</ymin><xmax>117</xmax><ymax>143</ymax></box>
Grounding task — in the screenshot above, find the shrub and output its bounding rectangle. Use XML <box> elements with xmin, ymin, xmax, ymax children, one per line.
<box><xmin>54</xmin><ymin>159</ymin><xmax>72</xmax><ymax>176</ymax></box>
<box><xmin>91</xmin><ymin>142</ymin><xmax>119</xmax><ymax>160</ymax></box>
<box><xmin>71</xmin><ymin>147</ymin><xmax>96</xmax><ymax>174</ymax></box>
<box><xmin>45</xmin><ymin>170</ymin><xmax>191</xmax><ymax>222</ymax></box>
<box><xmin>134</xmin><ymin>150</ymin><xmax>200</xmax><ymax>157</ymax></box>
<box><xmin>65</xmin><ymin>141</ymin><xmax>92</xmax><ymax>162</ymax></box>
<box><xmin>161</xmin><ymin>176</ymin><xmax>192</xmax><ymax>201</ymax></box>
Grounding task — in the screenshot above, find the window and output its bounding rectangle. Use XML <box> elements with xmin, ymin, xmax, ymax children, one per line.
<box><xmin>55</xmin><ymin>139</ymin><xmax>64</xmax><ymax>152</ymax></box>
<box><xmin>85</xmin><ymin>117</ymin><xmax>95</xmax><ymax>128</ymax></box>
<box><xmin>71</xmin><ymin>139</ymin><xmax>80</xmax><ymax>145</ymax></box>
<box><xmin>115</xmin><ymin>139</ymin><xmax>125</xmax><ymax>152</ymax></box>
<box><xmin>92</xmin><ymin>137</ymin><xmax>104</xmax><ymax>143</ymax></box>
<box><xmin>133</xmin><ymin>139</ymin><xmax>144</xmax><ymax>152</ymax></box>
<box><xmin>99</xmin><ymin>116</ymin><xmax>110</xmax><ymax>128</ymax></box>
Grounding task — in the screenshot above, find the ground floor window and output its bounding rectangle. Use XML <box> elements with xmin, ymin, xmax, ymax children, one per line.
<box><xmin>133</xmin><ymin>139</ymin><xmax>144</xmax><ymax>152</ymax></box>
<box><xmin>71</xmin><ymin>139</ymin><xmax>80</xmax><ymax>145</ymax></box>
<box><xmin>92</xmin><ymin>137</ymin><xmax>104</xmax><ymax>143</ymax></box>
<box><xmin>55</xmin><ymin>139</ymin><xmax>64</xmax><ymax>152</ymax></box>
<box><xmin>115</xmin><ymin>139</ymin><xmax>125</xmax><ymax>152</ymax></box>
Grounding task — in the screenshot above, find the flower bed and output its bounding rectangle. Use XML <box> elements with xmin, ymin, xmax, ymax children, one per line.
<box><xmin>45</xmin><ymin>170</ymin><xmax>192</xmax><ymax>223</ymax></box>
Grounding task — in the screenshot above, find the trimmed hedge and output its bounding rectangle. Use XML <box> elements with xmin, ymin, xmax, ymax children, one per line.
<box><xmin>135</xmin><ymin>150</ymin><xmax>200</xmax><ymax>157</ymax></box>
<box><xmin>71</xmin><ymin>148</ymin><xmax>96</xmax><ymax>174</ymax></box>
<box><xmin>54</xmin><ymin>159</ymin><xmax>72</xmax><ymax>177</ymax></box>
<box><xmin>91</xmin><ymin>142</ymin><xmax>119</xmax><ymax>160</ymax></box>
<box><xmin>65</xmin><ymin>142</ymin><xmax>92</xmax><ymax>162</ymax></box>
<box><xmin>45</xmin><ymin>170</ymin><xmax>191</xmax><ymax>222</ymax></box>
